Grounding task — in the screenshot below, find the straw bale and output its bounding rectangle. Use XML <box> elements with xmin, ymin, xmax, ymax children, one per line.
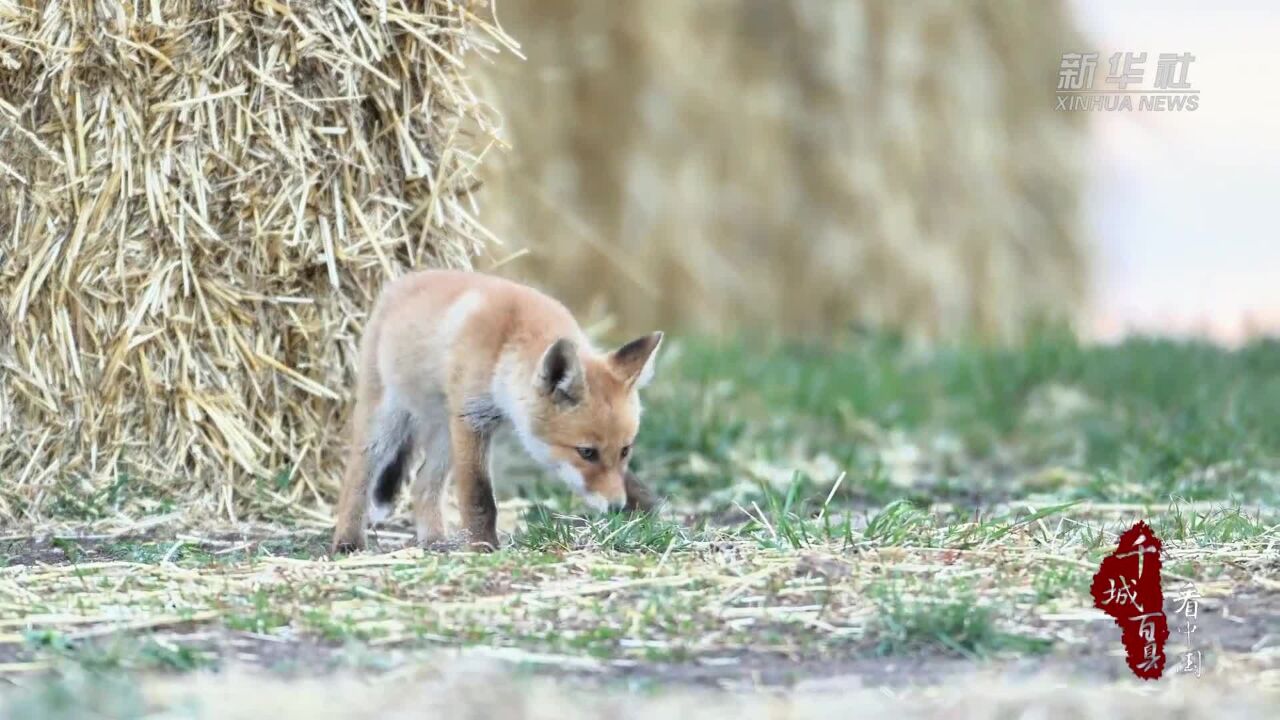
<box><xmin>0</xmin><ymin>0</ymin><xmax>514</xmax><ymax>523</ymax></box>
<box><xmin>480</xmin><ymin>0</ymin><xmax>1087</xmax><ymax>340</ymax></box>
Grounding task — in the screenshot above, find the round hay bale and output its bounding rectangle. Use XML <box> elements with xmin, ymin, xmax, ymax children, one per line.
<box><xmin>481</xmin><ymin>0</ymin><xmax>1087</xmax><ymax>341</ymax></box>
<box><xmin>0</xmin><ymin>1</ymin><xmax>514</xmax><ymax>523</ymax></box>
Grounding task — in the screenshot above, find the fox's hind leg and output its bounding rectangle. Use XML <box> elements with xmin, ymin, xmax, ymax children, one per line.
<box><xmin>333</xmin><ymin>371</ymin><xmax>377</xmax><ymax>553</ymax></box>
<box><xmin>409</xmin><ymin>405</ymin><xmax>452</xmax><ymax>546</ymax></box>
<box><xmin>332</xmin><ymin>387</ymin><xmax>414</xmax><ymax>553</ymax></box>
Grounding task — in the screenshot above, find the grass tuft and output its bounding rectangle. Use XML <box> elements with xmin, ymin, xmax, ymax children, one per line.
<box><xmin>516</xmin><ymin>507</ymin><xmax>690</xmax><ymax>553</ymax></box>
<box><xmin>870</xmin><ymin>576</ymin><xmax>1049</xmax><ymax>658</ymax></box>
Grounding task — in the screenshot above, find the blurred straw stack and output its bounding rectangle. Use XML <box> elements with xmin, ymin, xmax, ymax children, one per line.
<box><xmin>481</xmin><ymin>0</ymin><xmax>1087</xmax><ymax>340</ymax></box>
<box><xmin>0</xmin><ymin>1</ymin><xmax>513</xmax><ymax>523</ymax></box>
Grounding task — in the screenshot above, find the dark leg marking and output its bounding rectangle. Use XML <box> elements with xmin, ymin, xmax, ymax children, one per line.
<box><xmin>372</xmin><ymin>439</ymin><xmax>411</xmax><ymax>507</ymax></box>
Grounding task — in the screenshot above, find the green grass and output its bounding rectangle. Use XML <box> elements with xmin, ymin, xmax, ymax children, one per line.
<box><xmin>617</xmin><ymin>330</ymin><xmax>1280</xmax><ymax>510</ymax></box>
<box><xmin>24</xmin><ymin>631</ymin><xmax>215</xmax><ymax>674</ymax></box>
<box><xmin>100</xmin><ymin>541</ymin><xmax>217</xmax><ymax>565</ymax></box>
<box><xmin>1153</xmin><ymin>505</ymin><xmax>1275</xmax><ymax>542</ymax></box>
<box><xmin>0</xmin><ymin>672</ymin><xmax>148</xmax><ymax>720</ymax></box>
<box><xmin>224</xmin><ymin>589</ymin><xmax>292</xmax><ymax>634</ymax></box>
<box><xmin>869</xmin><ymin>575</ymin><xmax>1050</xmax><ymax>658</ymax></box>
<box><xmin>516</xmin><ymin>506</ymin><xmax>691</xmax><ymax>553</ymax></box>
<box><xmin>1030</xmin><ymin>565</ymin><xmax>1084</xmax><ymax>604</ymax></box>
<box><xmin>44</xmin><ymin>472</ymin><xmax>137</xmax><ymax>521</ymax></box>
<box><xmin>863</xmin><ymin>500</ymin><xmax>935</xmax><ymax>545</ymax></box>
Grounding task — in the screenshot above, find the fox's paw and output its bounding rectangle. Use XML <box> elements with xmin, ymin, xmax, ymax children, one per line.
<box><xmin>330</xmin><ymin>528</ymin><xmax>366</xmax><ymax>555</ymax></box>
<box><xmin>463</xmin><ymin>530</ymin><xmax>500</xmax><ymax>553</ymax></box>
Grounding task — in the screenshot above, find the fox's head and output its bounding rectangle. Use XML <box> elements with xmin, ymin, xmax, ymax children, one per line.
<box><xmin>523</xmin><ymin>331</ymin><xmax>664</xmax><ymax>511</ymax></box>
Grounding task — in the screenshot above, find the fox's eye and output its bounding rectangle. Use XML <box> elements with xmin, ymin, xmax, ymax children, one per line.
<box><xmin>621</xmin><ymin>445</ymin><xmax>632</xmax><ymax>459</ymax></box>
<box><xmin>576</xmin><ymin>446</ymin><xmax>599</xmax><ymax>462</ymax></box>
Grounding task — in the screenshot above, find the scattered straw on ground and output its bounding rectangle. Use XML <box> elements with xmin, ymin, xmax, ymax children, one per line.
<box><xmin>1</xmin><ymin>503</ymin><xmax>1276</xmax><ymax>688</ymax></box>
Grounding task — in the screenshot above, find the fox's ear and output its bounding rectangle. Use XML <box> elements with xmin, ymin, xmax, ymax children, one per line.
<box><xmin>535</xmin><ymin>338</ymin><xmax>585</xmax><ymax>405</ymax></box>
<box><xmin>611</xmin><ymin>331</ymin><xmax>663</xmax><ymax>389</ymax></box>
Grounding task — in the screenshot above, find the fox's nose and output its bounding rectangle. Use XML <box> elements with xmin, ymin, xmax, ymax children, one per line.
<box><xmin>602</xmin><ymin>473</ymin><xmax>628</xmax><ymax>510</ymax></box>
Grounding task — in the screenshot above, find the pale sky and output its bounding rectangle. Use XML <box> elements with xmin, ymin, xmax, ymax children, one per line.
<box><xmin>1071</xmin><ymin>0</ymin><xmax>1280</xmax><ymax>344</ymax></box>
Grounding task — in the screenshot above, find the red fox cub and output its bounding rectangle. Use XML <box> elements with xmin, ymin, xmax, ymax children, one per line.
<box><xmin>332</xmin><ymin>270</ymin><xmax>663</xmax><ymax>553</ymax></box>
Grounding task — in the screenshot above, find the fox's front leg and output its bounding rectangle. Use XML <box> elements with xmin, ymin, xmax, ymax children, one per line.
<box><xmin>449</xmin><ymin>416</ymin><xmax>499</xmax><ymax>551</ymax></box>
